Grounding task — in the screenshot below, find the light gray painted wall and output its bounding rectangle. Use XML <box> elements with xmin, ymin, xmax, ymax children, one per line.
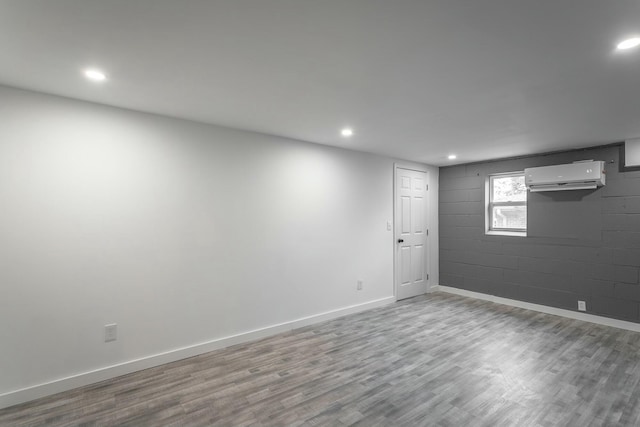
<box><xmin>0</xmin><ymin>85</ymin><xmax>439</xmax><ymax>400</ymax></box>
<box><xmin>439</xmin><ymin>145</ymin><xmax>640</xmax><ymax>322</ymax></box>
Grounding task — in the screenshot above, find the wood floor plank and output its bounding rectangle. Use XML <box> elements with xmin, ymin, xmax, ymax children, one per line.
<box><xmin>4</xmin><ymin>292</ymin><xmax>640</xmax><ymax>426</ymax></box>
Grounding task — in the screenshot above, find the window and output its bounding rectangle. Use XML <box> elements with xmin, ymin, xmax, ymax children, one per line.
<box><xmin>487</xmin><ymin>172</ymin><xmax>527</xmax><ymax>235</ymax></box>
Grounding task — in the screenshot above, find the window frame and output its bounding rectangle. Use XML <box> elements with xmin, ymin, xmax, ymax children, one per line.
<box><xmin>486</xmin><ymin>171</ymin><xmax>527</xmax><ymax>236</ymax></box>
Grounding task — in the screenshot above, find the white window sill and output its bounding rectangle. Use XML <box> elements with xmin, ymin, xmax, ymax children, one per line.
<box><xmin>486</xmin><ymin>230</ymin><xmax>527</xmax><ymax>237</ymax></box>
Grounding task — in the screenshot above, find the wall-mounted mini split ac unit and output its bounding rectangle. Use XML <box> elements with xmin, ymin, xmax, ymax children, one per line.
<box><xmin>524</xmin><ymin>160</ymin><xmax>606</xmax><ymax>192</ymax></box>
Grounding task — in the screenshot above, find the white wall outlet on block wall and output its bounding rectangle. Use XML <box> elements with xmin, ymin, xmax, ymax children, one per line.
<box><xmin>578</xmin><ymin>301</ymin><xmax>586</xmax><ymax>312</ymax></box>
<box><xmin>105</xmin><ymin>324</ymin><xmax>118</xmax><ymax>342</ymax></box>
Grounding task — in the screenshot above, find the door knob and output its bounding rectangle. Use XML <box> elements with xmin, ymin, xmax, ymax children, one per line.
<box><xmin>398</xmin><ymin>239</ymin><xmax>404</xmax><ymax>243</ymax></box>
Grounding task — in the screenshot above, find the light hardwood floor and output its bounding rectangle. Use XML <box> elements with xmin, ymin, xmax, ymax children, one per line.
<box><xmin>3</xmin><ymin>292</ymin><xmax>640</xmax><ymax>426</ymax></box>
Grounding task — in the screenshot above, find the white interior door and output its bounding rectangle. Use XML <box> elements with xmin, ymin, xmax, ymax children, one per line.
<box><xmin>395</xmin><ymin>168</ymin><xmax>429</xmax><ymax>300</ymax></box>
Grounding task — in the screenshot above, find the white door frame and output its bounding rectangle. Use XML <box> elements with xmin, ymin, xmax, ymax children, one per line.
<box><xmin>393</xmin><ymin>163</ymin><xmax>431</xmax><ymax>301</ymax></box>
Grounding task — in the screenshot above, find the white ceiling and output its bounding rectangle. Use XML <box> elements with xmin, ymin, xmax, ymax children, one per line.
<box><xmin>1</xmin><ymin>0</ymin><xmax>639</xmax><ymax>165</ymax></box>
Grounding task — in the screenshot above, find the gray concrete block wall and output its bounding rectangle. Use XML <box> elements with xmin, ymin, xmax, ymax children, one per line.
<box><xmin>439</xmin><ymin>145</ymin><xmax>640</xmax><ymax>322</ymax></box>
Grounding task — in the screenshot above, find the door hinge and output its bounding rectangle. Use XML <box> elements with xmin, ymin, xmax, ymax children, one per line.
<box><xmin>426</xmin><ymin>229</ymin><xmax>429</xmax><ymax>236</ymax></box>
<box><xmin>426</xmin><ymin>184</ymin><xmax>429</xmax><ymax>191</ymax></box>
<box><xmin>427</xmin><ymin>274</ymin><xmax>429</xmax><ymax>280</ymax></box>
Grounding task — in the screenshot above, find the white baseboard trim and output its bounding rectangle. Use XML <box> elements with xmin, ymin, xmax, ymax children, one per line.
<box><xmin>0</xmin><ymin>296</ymin><xmax>395</xmax><ymax>410</ymax></box>
<box><xmin>437</xmin><ymin>285</ymin><xmax>640</xmax><ymax>333</ymax></box>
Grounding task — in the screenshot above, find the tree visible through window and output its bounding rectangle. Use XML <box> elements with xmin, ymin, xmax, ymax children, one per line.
<box><xmin>488</xmin><ymin>172</ymin><xmax>527</xmax><ymax>232</ymax></box>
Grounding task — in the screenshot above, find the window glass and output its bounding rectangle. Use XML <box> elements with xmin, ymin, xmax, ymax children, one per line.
<box><xmin>492</xmin><ymin>175</ymin><xmax>526</xmax><ymax>202</ymax></box>
<box><xmin>491</xmin><ymin>206</ymin><xmax>527</xmax><ymax>229</ymax></box>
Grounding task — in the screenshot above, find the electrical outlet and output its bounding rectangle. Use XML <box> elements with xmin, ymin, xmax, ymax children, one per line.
<box><xmin>105</xmin><ymin>324</ymin><xmax>118</xmax><ymax>342</ymax></box>
<box><xmin>357</xmin><ymin>280</ymin><xmax>363</xmax><ymax>291</ymax></box>
<box><xmin>578</xmin><ymin>301</ymin><xmax>586</xmax><ymax>312</ymax></box>
<box><xmin>386</xmin><ymin>221</ymin><xmax>392</xmax><ymax>231</ymax></box>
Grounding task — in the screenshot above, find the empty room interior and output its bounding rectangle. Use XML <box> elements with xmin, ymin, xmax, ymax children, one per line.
<box><xmin>2</xmin><ymin>1</ymin><xmax>640</xmax><ymax>426</ymax></box>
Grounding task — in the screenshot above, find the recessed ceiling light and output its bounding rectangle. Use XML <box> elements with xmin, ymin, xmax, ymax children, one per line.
<box><xmin>448</xmin><ymin>154</ymin><xmax>457</xmax><ymax>160</ymax></box>
<box><xmin>616</xmin><ymin>37</ymin><xmax>640</xmax><ymax>50</ymax></box>
<box><xmin>84</xmin><ymin>68</ymin><xmax>107</xmax><ymax>82</ymax></box>
<box><xmin>341</xmin><ymin>128</ymin><xmax>354</xmax><ymax>137</ymax></box>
